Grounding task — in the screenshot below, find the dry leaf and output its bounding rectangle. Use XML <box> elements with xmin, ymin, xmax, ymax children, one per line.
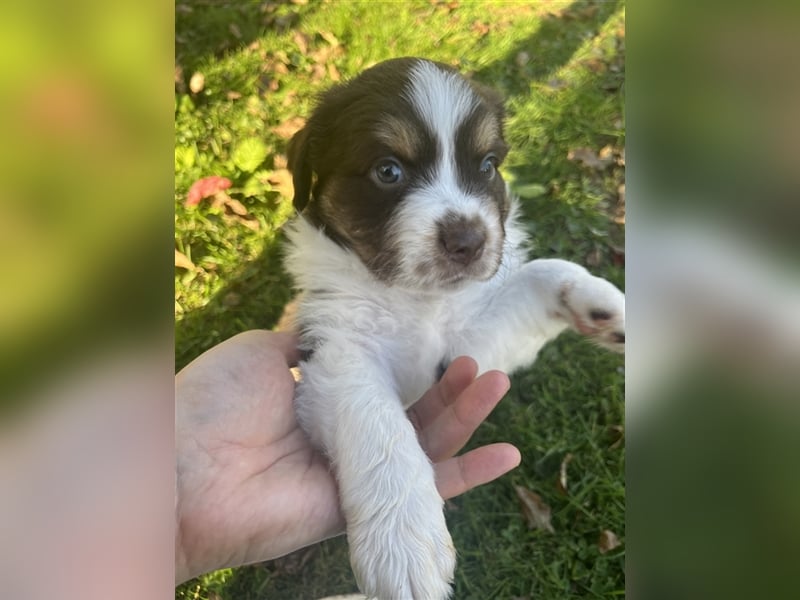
<box><xmin>607</xmin><ymin>425</ymin><xmax>624</xmax><ymax>449</ymax></box>
<box><xmin>585</xmin><ymin>246</ymin><xmax>602</xmax><ymax>268</ymax></box>
<box><xmin>223</xmin><ymin>197</ymin><xmax>249</xmax><ymax>216</ymax></box>
<box><xmin>515</xmin><ymin>485</ymin><xmax>555</xmax><ymax>533</ymax></box>
<box><xmin>272</xmin><ymin>116</ymin><xmax>306</xmax><ymax>140</ymax></box>
<box><xmin>292</xmin><ymin>31</ymin><xmax>310</xmax><ymax>55</ymax></box>
<box><xmin>598</xmin><ymin>144</ymin><xmax>615</xmax><ymax>162</ymax></box>
<box><xmin>556</xmin><ymin>453</ymin><xmax>574</xmax><ymax>495</ymax></box>
<box><xmin>268</xmin><ymin>168</ymin><xmax>295</xmax><ymax>200</ymax></box>
<box><xmin>568</xmin><ymin>147</ymin><xmax>614</xmax><ymax>170</ymax></box>
<box><xmin>615</xmin><ymin>184</ymin><xmax>626</xmax><ymax>225</ymax></box>
<box><xmin>310</xmin><ymin>62</ymin><xmax>326</xmax><ymax>82</ymax></box>
<box><xmin>318</xmin><ymin>30</ymin><xmax>340</xmax><ymax>47</ymax></box>
<box><xmin>598</xmin><ymin>529</ymin><xmax>622</xmax><ymax>554</ymax></box>
<box><xmin>174</xmin><ymin>249</ymin><xmax>195</xmax><ymax>270</ymax></box>
<box><xmin>273</xmin><ymin>154</ymin><xmax>288</xmax><ymax>169</ymax></box>
<box><xmin>189</xmin><ymin>72</ymin><xmax>205</xmax><ymax>94</ymax></box>
<box><xmin>472</xmin><ymin>21</ymin><xmax>491</xmax><ymax>37</ymax></box>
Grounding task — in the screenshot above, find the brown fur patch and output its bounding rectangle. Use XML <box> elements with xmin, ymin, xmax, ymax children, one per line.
<box><xmin>373</xmin><ymin>115</ymin><xmax>424</xmax><ymax>163</ymax></box>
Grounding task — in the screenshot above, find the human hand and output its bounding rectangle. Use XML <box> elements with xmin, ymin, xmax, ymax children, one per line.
<box><xmin>175</xmin><ymin>330</ymin><xmax>520</xmax><ymax>584</ymax></box>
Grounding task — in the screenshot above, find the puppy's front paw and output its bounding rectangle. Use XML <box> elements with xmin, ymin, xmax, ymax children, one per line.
<box><xmin>560</xmin><ymin>274</ymin><xmax>625</xmax><ymax>353</ymax></box>
<box><xmin>348</xmin><ymin>490</ymin><xmax>455</xmax><ymax>600</ymax></box>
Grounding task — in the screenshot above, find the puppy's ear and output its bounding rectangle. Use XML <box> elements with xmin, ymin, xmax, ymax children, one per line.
<box><xmin>286</xmin><ymin>125</ymin><xmax>313</xmax><ymax>212</ymax></box>
<box><xmin>469</xmin><ymin>80</ymin><xmax>506</xmax><ymax>122</ymax></box>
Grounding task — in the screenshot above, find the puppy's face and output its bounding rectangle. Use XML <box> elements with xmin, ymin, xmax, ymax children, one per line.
<box><xmin>288</xmin><ymin>57</ymin><xmax>510</xmax><ymax>289</ymax></box>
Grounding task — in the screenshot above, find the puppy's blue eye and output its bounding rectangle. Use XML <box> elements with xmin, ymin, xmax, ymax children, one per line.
<box><xmin>373</xmin><ymin>159</ymin><xmax>403</xmax><ymax>185</ymax></box>
<box><xmin>480</xmin><ymin>154</ymin><xmax>498</xmax><ymax>178</ymax></box>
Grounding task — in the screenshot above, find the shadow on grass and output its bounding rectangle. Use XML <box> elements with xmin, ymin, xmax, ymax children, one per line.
<box><xmin>473</xmin><ymin>0</ymin><xmax>621</xmax><ymax>97</ymax></box>
<box><xmin>176</xmin><ymin>0</ymin><xmax>320</xmax><ymax>82</ymax></box>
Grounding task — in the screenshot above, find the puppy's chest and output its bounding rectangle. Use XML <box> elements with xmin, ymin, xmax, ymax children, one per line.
<box><xmin>390</xmin><ymin>316</ymin><xmax>451</xmax><ymax>408</ymax></box>
<box><xmin>300</xmin><ymin>286</ymin><xmax>484</xmax><ymax>408</ymax></box>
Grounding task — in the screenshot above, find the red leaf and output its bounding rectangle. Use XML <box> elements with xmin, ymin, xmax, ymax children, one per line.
<box><xmin>185</xmin><ymin>176</ymin><xmax>232</xmax><ymax>206</ymax></box>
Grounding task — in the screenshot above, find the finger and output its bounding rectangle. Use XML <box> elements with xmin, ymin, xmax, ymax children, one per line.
<box><xmin>435</xmin><ymin>443</ymin><xmax>521</xmax><ymax>500</ymax></box>
<box><xmin>419</xmin><ymin>369</ymin><xmax>510</xmax><ymax>462</ymax></box>
<box><xmin>408</xmin><ymin>356</ymin><xmax>478</xmax><ymax>431</ymax></box>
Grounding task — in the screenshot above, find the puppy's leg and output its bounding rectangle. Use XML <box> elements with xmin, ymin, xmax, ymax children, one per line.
<box><xmin>296</xmin><ymin>344</ymin><xmax>455</xmax><ymax>600</ymax></box>
<box><xmin>453</xmin><ymin>258</ymin><xmax>624</xmax><ymax>373</ymax></box>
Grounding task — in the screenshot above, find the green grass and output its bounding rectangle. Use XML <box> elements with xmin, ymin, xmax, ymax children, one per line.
<box><xmin>176</xmin><ymin>1</ymin><xmax>625</xmax><ymax>598</ymax></box>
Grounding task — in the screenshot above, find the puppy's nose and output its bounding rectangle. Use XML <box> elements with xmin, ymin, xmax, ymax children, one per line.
<box><xmin>439</xmin><ymin>219</ymin><xmax>486</xmax><ymax>265</ymax></box>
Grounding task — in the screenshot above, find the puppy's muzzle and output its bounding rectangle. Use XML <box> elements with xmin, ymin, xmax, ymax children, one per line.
<box><xmin>438</xmin><ymin>215</ymin><xmax>487</xmax><ymax>266</ymax></box>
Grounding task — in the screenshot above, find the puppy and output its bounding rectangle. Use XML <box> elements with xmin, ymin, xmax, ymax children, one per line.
<box><xmin>283</xmin><ymin>57</ymin><xmax>624</xmax><ymax>599</ymax></box>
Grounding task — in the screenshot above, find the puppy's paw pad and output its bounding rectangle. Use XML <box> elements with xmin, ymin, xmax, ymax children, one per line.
<box><xmin>560</xmin><ymin>277</ymin><xmax>625</xmax><ymax>353</ymax></box>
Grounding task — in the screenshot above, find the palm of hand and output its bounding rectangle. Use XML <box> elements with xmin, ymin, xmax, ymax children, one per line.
<box><xmin>175</xmin><ymin>331</ymin><xmax>518</xmax><ymax>584</ymax></box>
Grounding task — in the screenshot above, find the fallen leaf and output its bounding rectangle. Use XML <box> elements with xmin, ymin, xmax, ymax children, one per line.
<box><xmin>174</xmin><ymin>249</ymin><xmax>195</xmax><ymax>270</ymax></box>
<box><xmin>223</xmin><ymin>197</ymin><xmax>249</xmax><ymax>216</ymax></box>
<box><xmin>272</xmin><ymin>116</ymin><xmax>306</xmax><ymax>140</ymax></box>
<box><xmin>273</xmin><ymin>154</ymin><xmax>288</xmax><ymax>169</ymax></box>
<box><xmin>556</xmin><ymin>453</ymin><xmax>574</xmax><ymax>495</ymax></box>
<box><xmin>189</xmin><ymin>72</ymin><xmax>205</xmax><ymax>94</ymax></box>
<box><xmin>598</xmin><ymin>144</ymin><xmax>615</xmax><ymax>162</ymax></box>
<box><xmin>292</xmin><ymin>30</ymin><xmax>310</xmax><ymax>55</ymax></box>
<box><xmin>471</xmin><ymin>21</ymin><xmax>491</xmax><ymax>37</ymax></box>
<box><xmin>310</xmin><ymin>62</ymin><xmax>327</xmax><ymax>82</ymax></box>
<box><xmin>598</xmin><ymin>529</ymin><xmax>622</xmax><ymax>554</ymax></box>
<box><xmin>584</xmin><ymin>58</ymin><xmax>606</xmax><ymax>73</ymax></box>
<box><xmin>615</xmin><ymin>184</ymin><xmax>626</xmax><ymax>224</ymax></box>
<box><xmin>585</xmin><ymin>246</ymin><xmax>602</xmax><ymax>268</ymax></box>
<box><xmin>318</xmin><ymin>30</ymin><xmax>340</xmax><ymax>47</ymax></box>
<box><xmin>515</xmin><ymin>485</ymin><xmax>555</xmax><ymax>533</ymax></box>
<box><xmin>185</xmin><ymin>175</ymin><xmax>232</xmax><ymax>206</ymax></box>
<box><xmin>606</xmin><ymin>425</ymin><xmax>624</xmax><ymax>449</ymax></box>
<box><xmin>268</xmin><ymin>168</ymin><xmax>295</xmax><ymax>200</ymax></box>
<box><xmin>568</xmin><ymin>147</ymin><xmax>614</xmax><ymax>170</ymax></box>
<box><xmin>327</xmin><ymin>62</ymin><xmax>341</xmax><ymax>82</ymax></box>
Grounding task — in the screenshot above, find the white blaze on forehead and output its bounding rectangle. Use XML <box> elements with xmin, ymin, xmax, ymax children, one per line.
<box><xmin>405</xmin><ymin>60</ymin><xmax>481</xmax><ymax>216</ymax></box>
<box><xmin>405</xmin><ymin>61</ymin><xmax>477</xmax><ymax>156</ymax></box>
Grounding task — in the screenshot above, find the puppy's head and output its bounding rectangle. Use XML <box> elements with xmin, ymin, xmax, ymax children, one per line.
<box><xmin>287</xmin><ymin>57</ymin><xmax>510</xmax><ymax>289</ymax></box>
